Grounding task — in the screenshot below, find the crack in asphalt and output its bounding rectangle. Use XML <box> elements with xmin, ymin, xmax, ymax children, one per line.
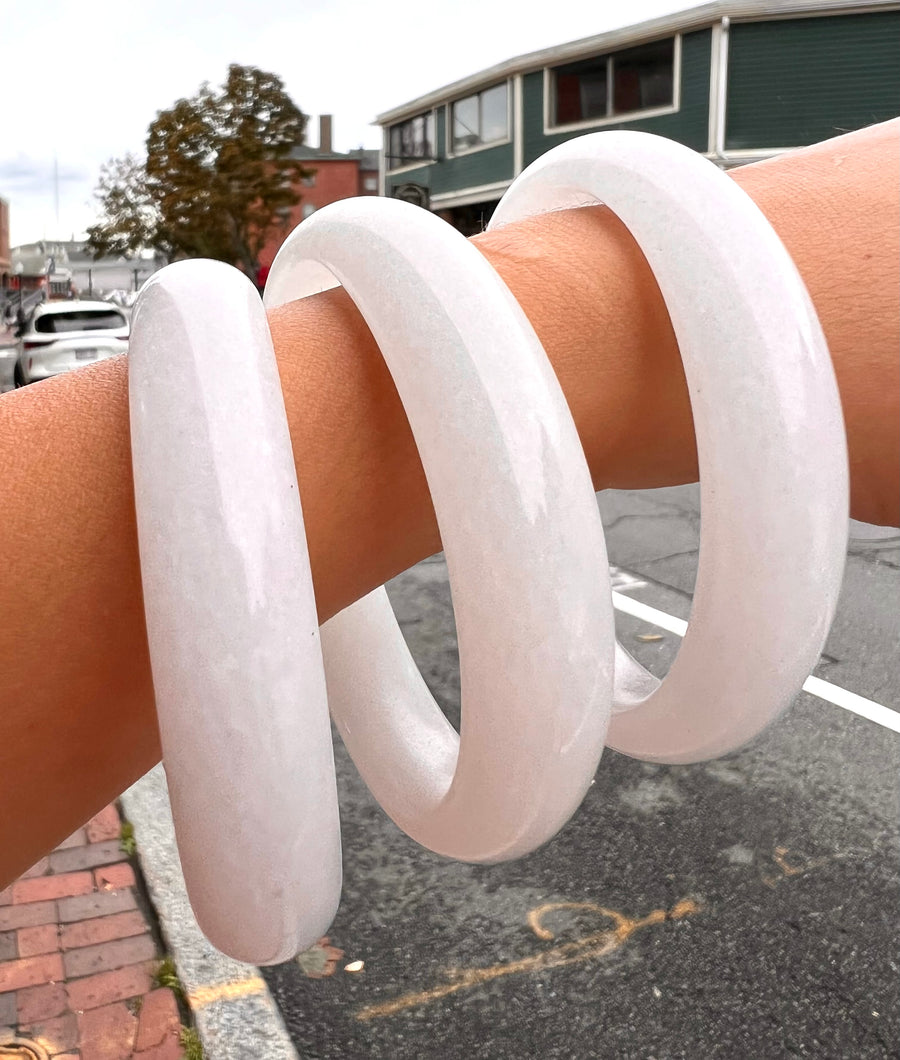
<box><xmin>635</xmin><ymin>546</ymin><xmax>701</xmax><ymax>566</ymax></box>
<box><xmin>847</xmin><ymin>548</ymin><xmax>900</xmax><ymax>571</ymax></box>
<box><xmin>601</xmin><ymin>509</ymin><xmax>699</xmax><ymax>535</ymax></box>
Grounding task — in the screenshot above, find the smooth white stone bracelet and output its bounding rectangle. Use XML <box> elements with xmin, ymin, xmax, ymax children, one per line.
<box><xmin>488</xmin><ymin>131</ymin><xmax>848</xmax><ymax>763</ymax></box>
<box><xmin>128</xmin><ymin>130</ymin><xmax>848</xmax><ymax>964</ymax></box>
<box><xmin>264</xmin><ymin>198</ymin><xmax>614</xmax><ymax>866</ymax></box>
<box><xmin>130</xmin><ymin>263</ymin><xmax>341</xmax><ymax>964</ymax></box>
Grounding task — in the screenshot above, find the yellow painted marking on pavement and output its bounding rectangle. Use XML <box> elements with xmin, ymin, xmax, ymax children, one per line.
<box><xmin>188</xmin><ymin>976</ymin><xmax>268</xmax><ymax>1008</ymax></box>
<box><xmin>762</xmin><ymin>845</ymin><xmax>830</xmax><ymax>888</ymax></box>
<box><xmin>356</xmin><ymin>897</ymin><xmax>700</xmax><ymax>1022</ymax></box>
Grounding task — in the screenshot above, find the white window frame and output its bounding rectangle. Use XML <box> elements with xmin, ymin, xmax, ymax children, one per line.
<box><xmin>385</xmin><ymin>108</ymin><xmax>438</xmax><ymax>175</ymax></box>
<box><xmin>446</xmin><ymin>80</ymin><xmax>512</xmax><ymax>158</ymax></box>
<box><xmin>543</xmin><ymin>34</ymin><xmax>682</xmax><ymax>135</ymax></box>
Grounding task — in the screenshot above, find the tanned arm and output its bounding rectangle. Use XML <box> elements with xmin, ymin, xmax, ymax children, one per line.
<box><xmin>1</xmin><ymin>119</ymin><xmax>897</xmax><ymax>886</ymax></box>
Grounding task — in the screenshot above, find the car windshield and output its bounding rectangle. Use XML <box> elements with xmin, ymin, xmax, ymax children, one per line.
<box><xmin>35</xmin><ymin>310</ymin><xmax>126</xmax><ymax>334</ymax></box>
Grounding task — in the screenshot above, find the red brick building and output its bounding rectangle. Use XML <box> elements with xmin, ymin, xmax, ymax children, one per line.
<box><xmin>0</xmin><ymin>197</ymin><xmax>10</xmax><ymax>289</ymax></box>
<box><xmin>257</xmin><ymin>116</ymin><xmax>379</xmax><ymax>274</ymax></box>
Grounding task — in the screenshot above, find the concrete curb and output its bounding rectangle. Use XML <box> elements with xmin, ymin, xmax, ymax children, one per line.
<box><xmin>121</xmin><ymin>766</ymin><xmax>298</xmax><ymax>1060</ymax></box>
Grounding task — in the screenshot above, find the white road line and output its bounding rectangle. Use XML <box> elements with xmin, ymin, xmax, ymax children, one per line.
<box><xmin>800</xmin><ymin>676</ymin><xmax>900</xmax><ymax>734</ymax></box>
<box><xmin>613</xmin><ymin>591</ymin><xmax>687</xmax><ymax>637</ymax></box>
<box><xmin>611</xmin><ymin>590</ymin><xmax>900</xmax><ymax>735</ymax></box>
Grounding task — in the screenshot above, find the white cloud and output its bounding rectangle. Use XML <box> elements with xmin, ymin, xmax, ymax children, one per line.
<box><xmin>2</xmin><ymin>0</ymin><xmax>689</xmax><ymax>245</ymax></box>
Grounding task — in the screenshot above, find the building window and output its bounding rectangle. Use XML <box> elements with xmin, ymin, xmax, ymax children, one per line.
<box><xmin>363</xmin><ymin>175</ymin><xmax>378</xmax><ymax>191</ymax></box>
<box><xmin>450</xmin><ymin>83</ymin><xmax>509</xmax><ymax>152</ymax></box>
<box><xmin>302</xmin><ymin>174</ymin><xmax>316</xmax><ymax>187</ymax></box>
<box><xmin>551</xmin><ymin>37</ymin><xmax>675</xmax><ymax>127</ymax></box>
<box><xmin>613</xmin><ymin>39</ymin><xmax>675</xmax><ymax>113</ymax></box>
<box><xmin>302</xmin><ymin>203</ymin><xmax>316</xmax><ymax>219</ymax></box>
<box><xmin>388</xmin><ymin>112</ymin><xmax>434</xmax><ymax>169</ymax></box>
<box><xmin>554</xmin><ymin>56</ymin><xmax>608</xmax><ymax>125</ymax></box>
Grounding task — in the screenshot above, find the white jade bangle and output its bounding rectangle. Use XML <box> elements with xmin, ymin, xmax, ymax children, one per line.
<box><xmin>489</xmin><ymin>130</ymin><xmax>848</xmax><ymax>762</ymax></box>
<box><xmin>264</xmin><ymin>197</ymin><xmax>615</xmax><ymax>863</ymax></box>
<box><xmin>130</xmin><ymin>198</ymin><xmax>615</xmax><ymax>963</ymax></box>
<box><xmin>130</xmin><ymin>263</ymin><xmax>341</xmax><ymax>964</ymax></box>
<box><xmin>129</xmin><ymin>129</ymin><xmax>849</xmax><ymax>966</ymax></box>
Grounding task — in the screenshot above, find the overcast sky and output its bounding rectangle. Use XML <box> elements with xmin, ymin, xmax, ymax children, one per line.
<box><xmin>2</xmin><ymin>0</ymin><xmax>694</xmax><ymax>246</ymax></box>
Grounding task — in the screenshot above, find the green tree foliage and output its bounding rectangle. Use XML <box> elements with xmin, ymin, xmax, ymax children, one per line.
<box><xmin>85</xmin><ymin>154</ymin><xmax>157</xmax><ymax>259</ymax></box>
<box><xmin>87</xmin><ymin>65</ymin><xmax>310</xmax><ymax>277</ymax></box>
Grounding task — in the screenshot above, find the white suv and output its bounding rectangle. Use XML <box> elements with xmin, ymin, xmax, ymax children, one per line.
<box><xmin>15</xmin><ymin>301</ymin><xmax>129</xmax><ymax>386</ymax></box>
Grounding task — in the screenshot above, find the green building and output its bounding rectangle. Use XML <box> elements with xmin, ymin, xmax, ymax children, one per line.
<box><xmin>376</xmin><ymin>0</ymin><xmax>900</xmax><ymax>233</ymax></box>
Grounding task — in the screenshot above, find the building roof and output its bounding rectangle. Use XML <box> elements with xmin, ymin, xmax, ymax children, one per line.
<box><xmin>289</xmin><ymin>144</ymin><xmax>351</xmax><ymax>162</ymax></box>
<box><xmin>289</xmin><ymin>145</ymin><xmax>380</xmax><ymax>170</ymax></box>
<box><xmin>349</xmin><ymin>148</ymin><xmax>380</xmax><ymax>171</ymax></box>
<box><xmin>376</xmin><ymin>0</ymin><xmax>898</xmax><ymax>124</ymax></box>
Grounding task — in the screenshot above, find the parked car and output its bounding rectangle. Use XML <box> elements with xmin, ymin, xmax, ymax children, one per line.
<box><xmin>0</xmin><ymin>342</ymin><xmax>16</xmax><ymax>393</ymax></box>
<box><xmin>14</xmin><ymin>301</ymin><xmax>129</xmax><ymax>385</ymax></box>
<box><xmin>17</xmin><ymin>334</ymin><xmax>129</xmax><ymax>385</ymax></box>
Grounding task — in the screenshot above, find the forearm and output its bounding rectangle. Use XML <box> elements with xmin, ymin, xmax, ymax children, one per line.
<box><xmin>1</xmin><ymin>120</ymin><xmax>897</xmax><ymax>886</ymax></box>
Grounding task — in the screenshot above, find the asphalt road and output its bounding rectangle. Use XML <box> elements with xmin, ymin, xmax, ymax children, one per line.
<box><xmin>263</xmin><ymin>485</ymin><xmax>899</xmax><ymax>1059</ymax></box>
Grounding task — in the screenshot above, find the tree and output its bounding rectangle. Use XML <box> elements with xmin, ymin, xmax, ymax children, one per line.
<box><xmin>87</xmin><ymin>65</ymin><xmax>311</xmax><ymax>278</ymax></box>
<box><xmin>85</xmin><ymin>154</ymin><xmax>159</xmax><ymax>260</ymax></box>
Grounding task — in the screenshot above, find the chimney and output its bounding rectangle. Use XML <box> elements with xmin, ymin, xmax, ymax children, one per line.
<box><xmin>319</xmin><ymin>115</ymin><xmax>333</xmax><ymax>154</ymax></box>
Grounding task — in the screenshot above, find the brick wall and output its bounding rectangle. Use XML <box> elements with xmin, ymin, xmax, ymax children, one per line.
<box><xmin>0</xmin><ymin>198</ymin><xmax>10</xmax><ymax>281</ymax></box>
<box><xmin>258</xmin><ymin>158</ymin><xmax>378</xmax><ymax>271</ymax></box>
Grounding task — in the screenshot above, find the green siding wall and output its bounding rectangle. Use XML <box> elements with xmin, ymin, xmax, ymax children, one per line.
<box><xmin>523</xmin><ymin>28</ymin><xmax>712</xmax><ymax>166</ymax></box>
<box><xmin>725</xmin><ymin>12</ymin><xmax>900</xmax><ymax>150</ymax></box>
<box><xmin>429</xmin><ymin>141</ymin><xmax>514</xmax><ymax>194</ymax></box>
<box><xmin>385</xmin><ymin>161</ymin><xmax>433</xmax><ymax>196</ymax></box>
<box><xmin>385</xmin><ymin>104</ymin><xmax>514</xmax><ymax>198</ymax></box>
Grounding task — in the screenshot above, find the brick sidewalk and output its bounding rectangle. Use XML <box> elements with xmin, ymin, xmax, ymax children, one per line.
<box><xmin>0</xmin><ymin>804</ymin><xmax>186</xmax><ymax>1059</ymax></box>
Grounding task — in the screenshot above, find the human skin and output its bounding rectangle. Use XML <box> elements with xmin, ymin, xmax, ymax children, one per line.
<box><xmin>0</xmin><ymin>120</ymin><xmax>897</xmax><ymax>888</ymax></box>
